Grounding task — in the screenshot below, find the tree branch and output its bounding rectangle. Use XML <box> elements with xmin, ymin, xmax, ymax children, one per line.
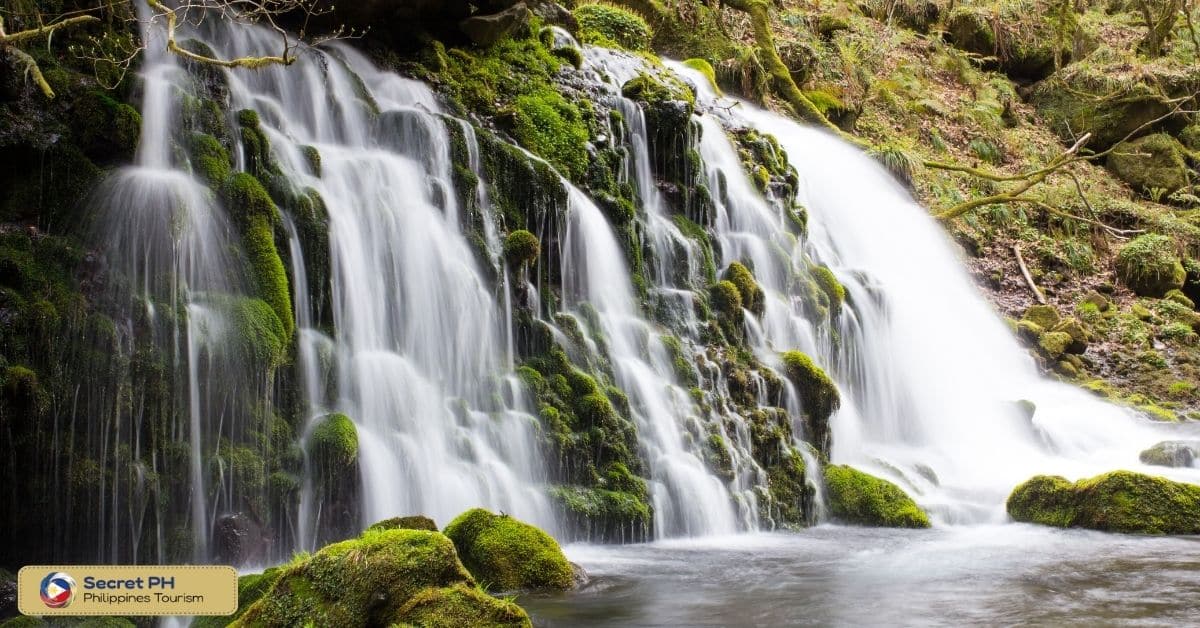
<box><xmin>0</xmin><ymin>15</ymin><xmax>100</xmax><ymax>46</ymax></box>
<box><xmin>145</xmin><ymin>0</ymin><xmax>296</xmax><ymax>69</ymax></box>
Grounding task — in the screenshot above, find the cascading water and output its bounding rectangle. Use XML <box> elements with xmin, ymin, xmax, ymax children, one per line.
<box><xmin>63</xmin><ymin>7</ymin><xmax>1200</xmax><ymax>571</ymax></box>
<box><xmin>668</xmin><ymin>62</ymin><xmax>1200</xmax><ymax>522</ymax></box>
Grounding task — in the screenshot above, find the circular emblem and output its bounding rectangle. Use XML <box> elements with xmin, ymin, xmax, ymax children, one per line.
<box><xmin>40</xmin><ymin>571</ymin><xmax>76</xmax><ymax>609</ymax></box>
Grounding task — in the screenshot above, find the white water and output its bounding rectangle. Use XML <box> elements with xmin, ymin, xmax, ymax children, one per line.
<box><xmin>665</xmin><ymin>62</ymin><xmax>1200</xmax><ymax>522</ymax></box>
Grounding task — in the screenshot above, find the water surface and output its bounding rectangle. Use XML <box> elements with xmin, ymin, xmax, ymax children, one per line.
<box><xmin>521</xmin><ymin>526</ymin><xmax>1200</xmax><ymax>627</ymax></box>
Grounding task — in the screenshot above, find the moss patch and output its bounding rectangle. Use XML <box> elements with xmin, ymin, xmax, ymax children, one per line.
<box><xmin>575</xmin><ymin>3</ymin><xmax>653</xmax><ymax>51</ymax></box>
<box><xmin>443</xmin><ymin>508</ymin><xmax>573</xmax><ymax>591</ymax></box>
<box><xmin>1008</xmin><ymin>471</ymin><xmax>1200</xmax><ymax>534</ymax></box>
<box><xmin>824</xmin><ymin>464</ymin><xmax>931</xmax><ymax>528</ymax></box>
<box><xmin>1115</xmin><ymin>234</ymin><xmax>1186</xmax><ymax>298</ymax></box>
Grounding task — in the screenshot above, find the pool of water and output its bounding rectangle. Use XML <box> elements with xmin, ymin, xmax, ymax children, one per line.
<box><xmin>520</xmin><ymin>525</ymin><xmax>1200</xmax><ymax>626</ymax></box>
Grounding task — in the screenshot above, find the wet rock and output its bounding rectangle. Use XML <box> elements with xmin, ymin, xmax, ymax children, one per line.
<box><xmin>1139</xmin><ymin>441</ymin><xmax>1200</xmax><ymax>468</ymax></box>
<box><xmin>444</xmin><ymin>508</ymin><xmax>575</xmax><ymax>591</ymax></box>
<box><xmin>823</xmin><ymin>465</ymin><xmax>931</xmax><ymax>528</ymax></box>
<box><xmin>1007</xmin><ymin>471</ymin><xmax>1200</xmax><ymax>534</ymax></box>
<box><xmin>460</xmin><ymin>2</ymin><xmax>532</xmax><ymax>46</ymax></box>
<box><xmin>214</xmin><ymin>512</ymin><xmax>270</xmax><ymax>566</ymax></box>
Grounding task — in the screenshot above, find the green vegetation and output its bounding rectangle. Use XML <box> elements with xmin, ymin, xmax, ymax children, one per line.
<box><xmin>503</xmin><ymin>229</ymin><xmax>541</xmax><ymax>266</ymax></box>
<box><xmin>369</xmin><ymin>515</ymin><xmax>440</xmax><ymax>532</ymax></box>
<box><xmin>824</xmin><ymin>464</ymin><xmax>931</xmax><ymax>528</ymax></box>
<box><xmin>443</xmin><ymin>508</ymin><xmax>574</xmax><ymax>591</ymax></box>
<box><xmin>723</xmin><ymin>262</ymin><xmax>765</xmax><ymax>316</ymax></box>
<box><xmin>222</xmin><ymin>173</ymin><xmax>295</xmax><ymax>340</ymax></box>
<box><xmin>1115</xmin><ymin>234</ymin><xmax>1186</xmax><ymax>297</ymax></box>
<box><xmin>781</xmin><ymin>351</ymin><xmax>841</xmax><ymax>453</ymax></box>
<box><xmin>1007</xmin><ymin>471</ymin><xmax>1200</xmax><ymax>534</ymax></box>
<box><xmin>234</xmin><ymin>528</ymin><xmax>531</xmax><ymax>626</ymax></box>
<box><xmin>575</xmin><ymin>2</ymin><xmax>654</xmax><ymax>51</ymax></box>
<box><xmin>308</xmin><ymin>413</ymin><xmax>358</xmax><ymax>473</ymax></box>
<box><xmin>511</xmin><ymin>88</ymin><xmax>590</xmax><ymax>180</ymax></box>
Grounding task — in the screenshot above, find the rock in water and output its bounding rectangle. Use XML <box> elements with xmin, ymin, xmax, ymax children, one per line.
<box><xmin>234</xmin><ymin>528</ymin><xmax>530</xmax><ymax>627</ymax></box>
<box><xmin>444</xmin><ymin>508</ymin><xmax>575</xmax><ymax>591</ymax></box>
<box><xmin>1007</xmin><ymin>471</ymin><xmax>1200</xmax><ymax>534</ymax></box>
<box><xmin>823</xmin><ymin>465</ymin><xmax>931</xmax><ymax>528</ymax></box>
<box><xmin>1139</xmin><ymin>441</ymin><xmax>1200</xmax><ymax>468</ymax></box>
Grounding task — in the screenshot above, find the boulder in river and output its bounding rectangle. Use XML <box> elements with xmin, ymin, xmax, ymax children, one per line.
<box><xmin>1007</xmin><ymin>471</ymin><xmax>1200</xmax><ymax>534</ymax></box>
<box><xmin>823</xmin><ymin>465</ymin><xmax>931</xmax><ymax>528</ymax></box>
<box><xmin>1139</xmin><ymin>441</ymin><xmax>1200</xmax><ymax>468</ymax></box>
<box><xmin>444</xmin><ymin>508</ymin><xmax>575</xmax><ymax>591</ymax></box>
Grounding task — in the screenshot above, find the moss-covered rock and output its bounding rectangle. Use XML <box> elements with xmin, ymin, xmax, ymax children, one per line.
<box><xmin>1007</xmin><ymin>471</ymin><xmax>1200</xmax><ymax>534</ymax></box>
<box><xmin>1022</xmin><ymin>304</ymin><xmax>1060</xmax><ymax>329</ymax></box>
<box><xmin>309</xmin><ymin>412</ymin><xmax>358</xmax><ymax>471</ymax></box>
<box><xmin>944</xmin><ymin>4</ymin><xmax>1065</xmax><ymax>80</ymax></box>
<box><xmin>1115</xmin><ymin>234</ymin><xmax>1186</xmax><ymax>297</ymax></box>
<box><xmin>369</xmin><ymin>515</ymin><xmax>439</xmax><ymax>532</ymax></box>
<box><xmin>722</xmin><ymin>262</ymin><xmax>765</xmax><ymax>316</ymax></box>
<box><xmin>222</xmin><ymin>173</ymin><xmax>294</xmax><ymax>340</ymax></box>
<box><xmin>1138</xmin><ymin>441</ymin><xmax>1199</xmax><ymax>468</ymax></box>
<box><xmin>192</xmin><ymin>567</ymin><xmax>283</xmax><ymax>628</ymax></box>
<box><xmin>443</xmin><ymin>508</ymin><xmax>574</xmax><ymax>591</ymax></box>
<box><xmin>1049</xmin><ymin>317</ymin><xmax>1089</xmax><ymax>354</ymax></box>
<box><xmin>781</xmin><ymin>351</ymin><xmax>840</xmax><ymax>455</ymax></box>
<box><xmin>510</xmin><ymin>87</ymin><xmax>590</xmax><ymax>181</ymax></box>
<box><xmin>823</xmin><ymin>464</ymin><xmax>931</xmax><ymax>528</ymax></box>
<box><xmin>1106</xmin><ymin>134</ymin><xmax>1191</xmax><ymax>197</ymax></box>
<box><xmin>1038</xmin><ymin>330</ymin><xmax>1074</xmax><ymax>359</ymax></box>
<box><xmin>574</xmin><ymin>3</ymin><xmax>653</xmax><ymax>51</ymax></box>
<box><xmin>234</xmin><ymin>528</ymin><xmax>530</xmax><ymax>627</ymax></box>
<box><xmin>503</xmin><ymin>229</ymin><xmax>540</xmax><ymax>266</ymax></box>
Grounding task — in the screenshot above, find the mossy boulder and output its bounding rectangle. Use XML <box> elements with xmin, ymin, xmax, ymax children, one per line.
<box><xmin>369</xmin><ymin>515</ymin><xmax>440</xmax><ymax>532</ymax></box>
<box><xmin>944</xmin><ymin>4</ymin><xmax>1064</xmax><ymax>80</ymax></box>
<box><xmin>192</xmin><ymin>567</ymin><xmax>283</xmax><ymax>627</ymax></box>
<box><xmin>781</xmin><ymin>351</ymin><xmax>840</xmax><ymax>455</ymax></box>
<box><xmin>234</xmin><ymin>528</ymin><xmax>530</xmax><ymax>627</ymax></box>
<box><xmin>1021</xmin><ymin>304</ymin><xmax>1060</xmax><ymax>330</ymax></box>
<box><xmin>1007</xmin><ymin>471</ymin><xmax>1200</xmax><ymax>534</ymax></box>
<box><xmin>1106</xmin><ymin>134</ymin><xmax>1191</xmax><ymax>197</ymax></box>
<box><xmin>722</xmin><ymin>262</ymin><xmax>765</xmax><ymax>316</ymax></box>
<box><xmin>1115</xmin><ymin>234</ymin><xmax>1186</xmax><ymax>297</ymax></box>
<box><xmin>309</xmin><ymin>413</ymin><xmax>358</xmax><ymax>472</ymax></box>
<box><xmin>222</xmin><ymin>173</ymin><xmax>294</xmax><ymax>340</ymax></box>
<box><xmin>1049</xmin><ymin>318</ymin><xmax>1089</xmax><ymax>354</ymax></box>
<box><xmin>503</xmin><ymin>229</ymin><xmax>540</xmax><ymax>266</ymax></box>
<box><xmin>823</xmin><ymin>464</ymin><xmax>931</xmax><ymax>528</ymax></box>
<box><xmin>574</xmin><ymin>3</ymin><xmax>652</xmax><ymax>51</ymax></box>
<box><xmin>443</xmin><ymin>508</ymin><xmax>573</xmax><ymax>591</ymax></box>
<box><xmin>71</xmin><ymin>90</ymin><xmax>142</xmax><ymax>162</ymax></box>
<box><xmin>1138</xmin><ymin>441</ymin><xmax>1200</xmax><ymax>468</ymax></box>
<box><xmin>1037</xmin><ymin>331</ymin><xmax>1074</xmax><ymax>359</ymax></box>
<box><xmin>809</xmin><ymin>264</ymin><xmax>845</xmax><ymax>318</ymax></box>
<box><xmin>710</xmin><ymin>280</ymin><xmax>744</xmax><ymax>334</ymax></box>
<box><xmin>219</xmin><ymin>296</ymin><xmax>288</xmax><ymax>368</ymax></box>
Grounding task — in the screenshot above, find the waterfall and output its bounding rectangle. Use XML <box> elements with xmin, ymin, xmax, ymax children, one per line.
<box><xmin>669</xmin><ymin>62</ymin><xmax>1200</xmax><ymax>523</ymax></box>
<box><xmin>72</xmin><ymin>11</ymin><xmax>1200</xmax><ymax>567</ymax></box>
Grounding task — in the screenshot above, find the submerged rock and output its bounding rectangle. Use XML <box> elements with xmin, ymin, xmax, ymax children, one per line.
<box><xmin>1007</xmin><ymin>471</ymin><xmax>1200</xmax><ymax>534</ymax></box>
<box><xmin>444</xmin><ymin>508</ymin><xmax>575</xmax><ymax>591</ymax></box>
<box><xmin>823</xmin><ymin>465</ymin><xmax>931</xmax><ymax>528</ymax></box>
<box><xmin>1139</xmin><ymin>441</ymin><xmax>1200</xmax><ymax>468</ymax></box>
<box><xmin>234</xmin><ymin>528</ymin><xmax>530</xmax><ymax>627</ymax></box>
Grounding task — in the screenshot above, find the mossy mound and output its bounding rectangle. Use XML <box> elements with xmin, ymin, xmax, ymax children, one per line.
<box><xmin>1007</xmin><ymin>471</ymin><xmax>1200</xmax><ymax>534</ymax></box>
<box><xmin>823</xmin><ymin>464</ymin><xmax>931</xmax><ymax>528</ymax></box>
<box><xmin>1115</xmin><ymin>234</ymin><xmax>1186</xmax><ymax>297</ymax></box>
<box><xmin>443</xmin><ymin>508</ymin><xmax>574</xmax><ymax>591</ymax></box>
<box><xmin>222</xmin><ymin>173</ymin><xmax>294</xmax><ymax>340</ymax></box>
<box><xmin>723</xmin><ymin>262</ymin><xmax>765</xmax><ymax>316</ymax></box>
<box><xmin>234</xmin><ymin>528</ymin><xmax>530</xmax><ymax>627</ymax></box>
<box><xmin>510</xmin><ymin>87</ymin><xmax>590</xmax><ymax>181</ymax></box>
<box><xmin>218</xmin><ymin>296</ymin><xmax>288</xmax><ymax>368</ymax></box>
<box><xmin>574</xmin><ymin>2</ymin><xmax>653</xmax><ymax>51</ymax></box>
<box><xmin>503</xmin><ymin>229</ymin><xmax>541</xmax><ymax>266</ymax></box>
<box><xmin>944</xmin><ymin>3</ymin><xmax>1065</xmax><ymax>80</ymax></box>
<box><xmin>1138</xmin><ymin>441</ymin><xmax>1199</xmax><ymax>468</ymax></box>
<box><xmin>369</xmin><ymin>515</ymin><xmax>439</xmax><ymax>532</ymax></box>
<box><xmin>308</xmin><ymin>413</ymin><xmax>358</xmax><ymax>472</ymax></box>
<box><xmin>192</xmin><ymin>567</ymin><xmax>283</xmax><ymax>627</ymax></box>
<box><xmin>1106</xmin><ymin>134</ymin><xmax>1191</xmax><ymax>197</ymax></box>
<box><xmin>781</xmin><ymin>351</ymin><xmax>840</xmax><ymax>455</ymax></box>
<box><xmin>681</xmin><ymin>58</ymin><xmax>722</xmax><ymax>95</ymax></box>
<box><xmin>1021</xmin><ymin>304</ymin><xmax>1060</xmax><ymax>330</ymax></box>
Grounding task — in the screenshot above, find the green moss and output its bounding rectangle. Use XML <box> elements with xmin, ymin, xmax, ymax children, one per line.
<box><xmin>215</xmin><ymin>296</ymin><xmax>287</xmax><ymax>368</ymax></box>
<box><xmin>575</xmin><ymin>3</ymin><xmax>653</xmax><ymax>51</ymax></box>
<box><xmin>809</xmin><ymin>264</ymin><xmax>845</xmax><ymax>317</ymax></box>
<box><xmin>1038</xmin><ymin>330</ymin><xmax>1074</xmax><ymax>358</ymax></box>
<box><xmin>1007</xmin><ymin>471</ymin><xmax>1200</xmax><ymax>534</ymax></box>
<box><xmin>443</xmin><ymin>508</ymin><xmax>573</xmax><ymax>591</ymax></box>
<box><xmin>222</xmin><ymin>173</ymin><xmax>294</xmax><ymax>339</ymax></box>
<box><xmin>621</xmin><ymin>72</ymin><xmax>696</xmax><ymax>108</ymax></box>
<box><xmin>510</xmin><ymin>88</ymin><xmax>590</xmax><ymax>180</ymax></box>
<box><xmin>301</xmin><ymin>145</ymin><xmax>322</xmax><ymax>177</ymax></box>
<box><xmin>723</xmin><ymin>262</ymin><xmax>765</xmax><ymax>316</ymax></box>
<box><xmin>71</xmin><ymin>89</ymin><xmax>141</xmax><ymax>162</ymax></box>
<box><xmin>188</xmin><ymin>133</ymin><xmax>232</xmax><ymax>187</ymax></box>
<box><xmin>308</xmin><ymin>413</ymin><xmax>358</xmax><ymax>471</ymax></box>
<box><xmin>235</xmin><ymin>528</ymin><xmax>529</xmax><ymax>626</ymax></box>
<box><xmin>368</xmin><ymin>515</ymin><xmax>439</xmax><ymax>532</ymax></box>
<box><xmin>393</xmin><ymin>582</ymin><xmax>530</xmax><ymax>627</ymax></box>
<box><xmin>1115</xmin><ymin>234</ymin><xmax>1186</xmax><ymax>297</ymax></box>
<box><xmin>1107</xmin><ymin>133</ymin><xmax>1191</xmax><ymax>197</ymax></box>
<box><xmin>709</xmin><ymin>280</ymin><xmax>744</xmax><ymax>337</ymax></box>
<box><xmin>682</xmin><ymin>58</ymin><xmax>722</xmax><ymax>95</ymax></box>
<box><xmin>503</xmin><ymin>229</ymin><xmax>541</xmax><ymax>266</ymax></box>
<box><xmin>823</xmin><ymin>464</ymin><xmax>931</xmax><ymax>528</ymax></box>
<box><xmin>193</xmin><ymin>567</ymin><xmax>284</xmax><ymax>627</ymax></box>
<box><xmin>781</xmin><ymin>351</ymin><xmax>840</xmax><ymax>455</ymax></box>
<box><xmin>552</xmin><ymin>45</ymin><xmax>584</xmax><ymax>69</ymax></box>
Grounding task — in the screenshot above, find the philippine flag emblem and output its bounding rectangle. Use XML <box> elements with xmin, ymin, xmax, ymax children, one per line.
<box><xmin>40</xmin><ymin>571</ymin><xmax>76</xmax><ymax>608</ymax></box>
